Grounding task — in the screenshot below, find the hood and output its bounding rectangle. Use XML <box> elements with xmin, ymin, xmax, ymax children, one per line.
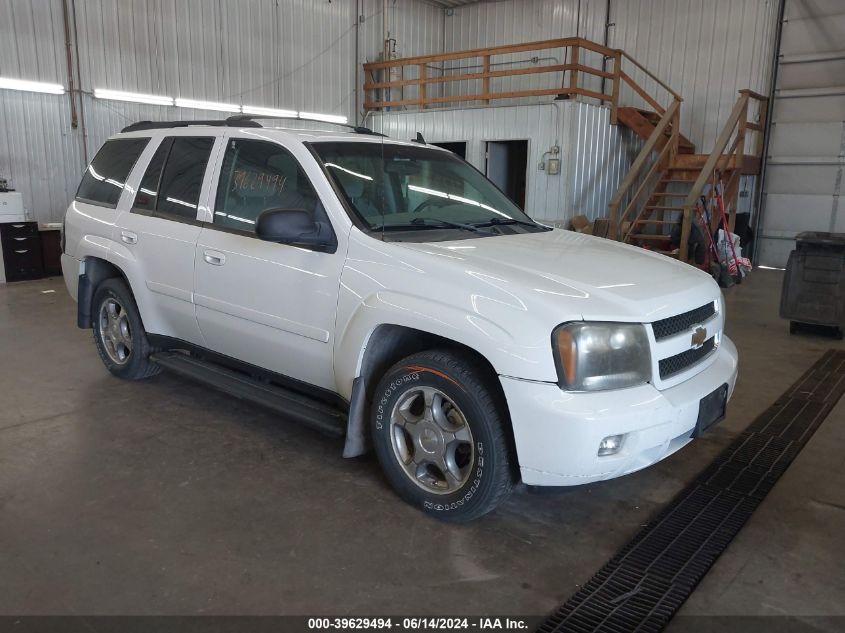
<box><xmin>396</xmin><ymin>228</ymin><xmax>719</xmax><ymax>322</ymax></box>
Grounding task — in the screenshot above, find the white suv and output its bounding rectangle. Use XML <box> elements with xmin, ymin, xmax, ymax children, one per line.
<box><xmin>62</xmin><ymin>118</ymin><xmax>738</xmax><ymax>521</ymax></box>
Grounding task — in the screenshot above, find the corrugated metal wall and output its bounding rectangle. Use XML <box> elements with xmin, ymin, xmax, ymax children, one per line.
<box><xmin>371</xmin><ymin>101</ymin><xmax>638</xmax><ymax>225</ymax></box>
<box><xmin>437</xmin><ymin>0</ymin><xmax>605</xmax><ymax>105</ymax></box>
<box><xmin>360</xmin><ymin>0</ymin><xmax>445</xmax><ymax>107</ymax></box>
<box><xmin>0</xmin><ymin>0</ymin><xmax>86</xmax><ymax>225</ymax></box>
<box><xmin>608</xmin><ymin>0</ymin><xmax>779</xmax><ymax>153</ymax></box>
<box><xmin>1</xmin><ymin>0</ymin><xmax>780</xmax><ymax>225</ymax></box>
<box><xmin>0</xmin><ymin>0</ymin><xmax>444</xmax><ymax>224</ymax></box>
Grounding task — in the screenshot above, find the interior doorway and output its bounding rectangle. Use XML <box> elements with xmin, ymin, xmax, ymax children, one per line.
<box><xmin>432</xmin><ymin>141</ymin><xmax>467</xmax><ymax>159</ymax></box>
<box><xmin>485</xmin><ymin>140</ymin><xmax>528</xmax><ymax>209</ymax></box>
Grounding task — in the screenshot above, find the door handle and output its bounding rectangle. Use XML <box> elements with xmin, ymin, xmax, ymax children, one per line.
<box><xmin>120</xmin><ymin>230</ymin><xmax>138</xmax><ymax>245</ymax></box>
<box><xmin>203</xmin><ymin>250</ymin><xmax>226</xmax><ymax>266</ymax></box>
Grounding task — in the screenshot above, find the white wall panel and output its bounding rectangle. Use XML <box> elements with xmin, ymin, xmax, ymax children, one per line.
<box><xmin>760</xmin><ymin>192</ymin><xmax>836</xmax><ymax>234</ymax></box>
<box><xmin>765</xmin><ymin>164</ymin><xmax>841</xmax><ymax>195</ymax></box>
<box><xmin>768</xmin><ymin>121</ymin><xmax>844</xmax><ymax>158</ymax></box>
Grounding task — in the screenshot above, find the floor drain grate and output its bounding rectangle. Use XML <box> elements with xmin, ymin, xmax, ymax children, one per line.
<box><xmin>538</xmin><ymin>350</ymin><xmax>845</xmax><ymax>633</ymax></box>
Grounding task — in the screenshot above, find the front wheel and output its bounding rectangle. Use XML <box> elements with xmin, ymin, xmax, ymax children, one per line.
<box><xmin>370</xmin><ymin>350</ymin><xmax>515</xmax><ymax>521</ymax></box>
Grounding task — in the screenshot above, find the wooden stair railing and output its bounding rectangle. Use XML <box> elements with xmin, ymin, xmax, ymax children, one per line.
<box><xmin>363</xmin><ymin>37</ymin><xmax>681</xmax><ymax>116</ymax></box>
<box><xmin>612</xmin><ymin>90</ymin><xmax>767</xmax><ymax>262</ymax></box>
<box><xmin>608</xmin><ymin>100</ymin><xmax>682</xmax><ymax>240</ymax></box>
<box><xmin>676</xmin><ymin>90</ymin><xmax>768</xmax><ymax>261</ymax></box>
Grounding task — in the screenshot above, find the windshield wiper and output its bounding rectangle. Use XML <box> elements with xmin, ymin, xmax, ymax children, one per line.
<box><xmin>473</xmin><ymin>217</ymin><xmax>546</xmax><ymax>230</ymax></box>
<box><xmin>370</xmin><ymin>217</ymin><xmax>491</xmax><ymax>234</ymax></box>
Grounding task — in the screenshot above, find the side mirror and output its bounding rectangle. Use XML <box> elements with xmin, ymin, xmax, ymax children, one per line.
<box><xmin>255</xmin><ymin>208</ymin><xmax>333</xmax><ymax>251</ymax></box>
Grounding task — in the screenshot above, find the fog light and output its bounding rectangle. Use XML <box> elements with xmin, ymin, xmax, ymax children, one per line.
<box><xmin>598</xmin><ymin>434</ymin><xmax>625</xmax><ymax>456</ymax></box>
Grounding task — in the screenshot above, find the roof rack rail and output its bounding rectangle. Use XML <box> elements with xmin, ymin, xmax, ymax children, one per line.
<box><xmin>120</xmin><ymin>119</ymin><xmax>262</xmax><ymax>133</ymax></box>
<box><xmin>120</xmin><ymin>116</ymin><xmax>386</xmax><ymax>137</ymax></box>
<box><xmin>225</xmin><ymin>114</ymin><xmax>385</xmax><ymax>137</ymax></box>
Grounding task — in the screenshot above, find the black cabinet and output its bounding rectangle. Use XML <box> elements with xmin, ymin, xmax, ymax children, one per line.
<box><xmin>39</xmin><ymin>229</ymin><xmax>63</xmax><ymax>276</ymax></box>
<box><xmin>1</xmin><ymin>222</ymin><xmax>45</xmax><ymax>282</ymax></box>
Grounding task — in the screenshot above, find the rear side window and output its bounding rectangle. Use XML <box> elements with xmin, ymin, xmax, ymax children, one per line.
<box><xmin>156</xmin><ymin>137</ymin><xmax>215</xmax><ymax>219</ymax></box>
<box><xmin>133</xmin><ymin>138</ymin><xmax>173</xmax><ymax>212</ymax></box>
<box><xmin>213</xmin><ymin>139</ymin><xmax>319</xmax><ymax>232</ymax></box>
<box><xmin>76</xmin><ymin>138</ymin><xmax>149</xmax><ymax>208</ymax></box>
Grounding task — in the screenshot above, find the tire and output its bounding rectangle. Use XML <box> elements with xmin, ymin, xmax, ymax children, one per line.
<box><xmin>370</xmin><ymin>350</ymin><xmax>515</xmax><ymax>521</ymax></box>
<box><xmin>91</xmin><ymin>278</ymin><xmax>161</xmax><ymax>380</ymax></box>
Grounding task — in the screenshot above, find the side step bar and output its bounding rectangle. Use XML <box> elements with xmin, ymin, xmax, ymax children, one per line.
<box><xmin>150</xmin><ymin>351</ymin><xmax>346</xmax><ymax>438</ymax></box>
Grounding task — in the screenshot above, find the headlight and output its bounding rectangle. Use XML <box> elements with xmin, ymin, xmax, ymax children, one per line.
<box><xmin>552</xmin><ymin>322</ymin><xmax>652</xmax><ymax>391</ymax></box>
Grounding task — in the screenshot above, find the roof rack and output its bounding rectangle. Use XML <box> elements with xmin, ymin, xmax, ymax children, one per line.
<box><xmin>120</xmin><ymin>116</ymin><xmax>385</xmax><ymax>136</ymax></box>
<box><xmin>120</xmin><ymin>119</ymin><xmax>262</xmax><ymax>133</ymax></box>
<box><xmin>226</xmin><ymin>114</ymin><xmax>385</xmax><ymax>136</ymax></box>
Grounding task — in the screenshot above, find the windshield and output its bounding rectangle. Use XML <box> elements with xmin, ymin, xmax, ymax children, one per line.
<box><xmin>311</xmin><ymin>141</ymin><xmax>545</xmax><ymax>236</ymax></box>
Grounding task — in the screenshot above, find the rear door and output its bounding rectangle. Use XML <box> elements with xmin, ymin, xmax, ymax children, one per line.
<box><xmin>115</xmin><ymin>134</ymin><xmax>221</xmax><ymax>345</ymax></box>
<box><xmin>71</xmin><ymin>136</ymin><xmax>151</xmax><ymax>254</ymax></box>
<box><xmin>193</xmin><ymin>135</ymin><xmax>345</xmax><ymax>391</ymax></box>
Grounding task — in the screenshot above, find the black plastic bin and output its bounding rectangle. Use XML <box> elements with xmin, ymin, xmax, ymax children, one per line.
<box><xmin>780</xmin><ymin>232</ymin><xmax>845</xmax><ymax>337</ymax></box>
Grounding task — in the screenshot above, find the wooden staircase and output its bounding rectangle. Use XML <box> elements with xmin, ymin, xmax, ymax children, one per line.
<box><xmin>616</xmin><ymin>107</ymin><xmax>696</xmax><ymax>154</ymax></box>
<box><xmin>609</xmin><ymin>91</ymin><xmax>768</xmax><ymax>262</ymax></box>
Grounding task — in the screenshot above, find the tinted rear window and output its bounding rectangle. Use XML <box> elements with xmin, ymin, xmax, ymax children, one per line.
<box><xmin>133</xmin><ymin>138</ymin><xmax>173</xmax><ymax>212</ymax></box>
<box><xmin>155</xmin><ymin>137</ymin><xmax>215</xmax><ymax>219</ymax></box>
<box><xmin>76</xmin><ymin>138</ymin><xmax>149</xmax><ymax>207</ymax></box>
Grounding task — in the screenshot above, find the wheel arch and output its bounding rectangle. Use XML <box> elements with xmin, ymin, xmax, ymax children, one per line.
<box><xmin>343</xmin><ymin>324</ymin><xmax>517</xmax><ymax>464</ymax></box>
<box><xmin>78</xmin><ymin>256</ymin><xmax>133</xmax><ymax>328</ymax></box>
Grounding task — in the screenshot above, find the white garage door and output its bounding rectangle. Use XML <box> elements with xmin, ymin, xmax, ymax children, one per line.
<box><xmin>757</xmin><ymin>0</ymin><xmax>845</xmax><ymax>267</ymax></box>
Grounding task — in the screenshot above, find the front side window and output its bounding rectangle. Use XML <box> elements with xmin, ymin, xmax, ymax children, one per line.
<box><xmin>213</xmin><ymin>138</ymin><xmax>319</xmax><ymax>232</ymax></box>
<box><xmin>311</xmin><ymin>142</ymin><xmax>546</xmax><ymax>240</ymax></box>
<box><xmin>76</xmin><ymin>137</ymin><xmax>149</xmax><ymax>207</ymax></box>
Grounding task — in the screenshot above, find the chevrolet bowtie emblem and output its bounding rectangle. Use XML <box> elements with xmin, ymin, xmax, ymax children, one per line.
<box><xmin>691</xmin><ymin>326</ymin><xmax>707</xmax><ymax>349</ymax></box>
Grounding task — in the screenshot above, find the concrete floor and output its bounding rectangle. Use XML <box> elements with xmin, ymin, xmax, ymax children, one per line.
<box><xmin>0</xmin><ymin>270</ymin><xmax>843</xmax><ymax>620</ymax></box>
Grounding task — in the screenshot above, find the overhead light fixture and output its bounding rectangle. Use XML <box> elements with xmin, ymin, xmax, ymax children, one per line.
<box><xmin>0</xmin><ymin>77</ymin><xmax>65</xmax><ymax>95</ymax></box>
<box><xmin>175</xmin><ymin>98</ymin><xmax>240</xmax><ymax>113</ymax></box>
<box><xmin>241</xmin><ymin>105</ymin><xmax>298</xmax><ymax>118</ymax></box>
<box><xmin>299</xmin><ymin>111</ymin><xmax>348</xmax><ymax>124</ymax></box>
<box><xmin>94</xmin><ymin>88</ymin><xmax>173</xmax><ymax>106</ymax></box>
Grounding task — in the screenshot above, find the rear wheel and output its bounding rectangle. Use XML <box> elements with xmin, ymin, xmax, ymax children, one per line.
<box><xmin>370</xmin><ymin>350</ymin><xmax>515</xmax><ymax>521</ymax></box>
<box><xmin>92</xmin><ymin>278</ymin><xmax>160</xmax><ymax>380</ymax></box>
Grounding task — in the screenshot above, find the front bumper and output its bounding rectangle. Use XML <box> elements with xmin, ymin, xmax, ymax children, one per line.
<box><xmin>501</xmin><ymin>335</ymin><xmax>738</xmax><ymax>486</ymax></box>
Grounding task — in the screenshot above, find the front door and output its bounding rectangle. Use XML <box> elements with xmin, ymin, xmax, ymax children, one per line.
<box><xmin>193</xmin><ymin>137</ymin><xmax>344</xmax><ymax>391</ymax></box>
